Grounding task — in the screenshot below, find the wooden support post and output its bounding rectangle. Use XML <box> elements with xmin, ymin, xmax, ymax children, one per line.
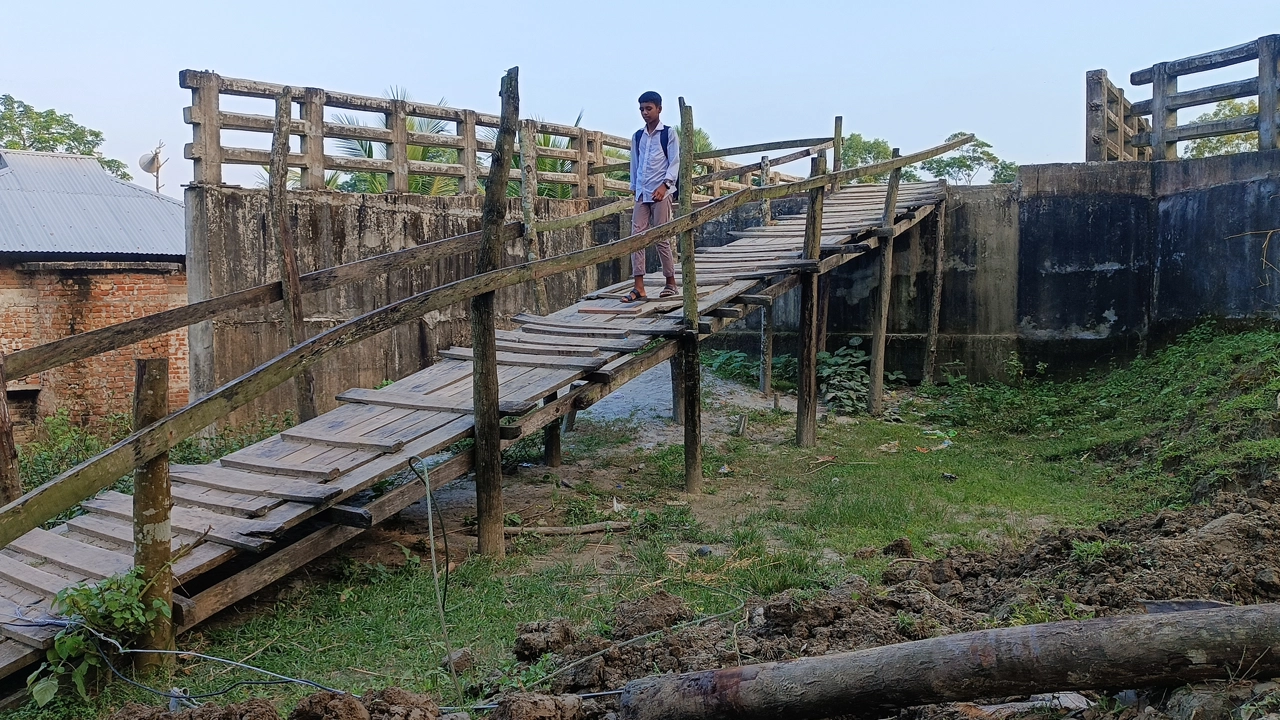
<box><xmin>759</xmin><ymin>155</ymin><xmax>772</xmax><ymax>225</ymax></box>
<box><xmin>759</xmin><ymin>304</ymin><xmax>773</xmax><ymax>395</ymax></box>
<box><xmin>300</xmin><ymin>88</ymin><xmax>327</xmax><ymax>189</ymax></box>
<box><xmin>520</xmin><ymin>119</ymin><xmax>550</xmax><ymax>315</ymax></box>
<box><xmin>459</xmin><ymin>109</ymin><xmax>479</xmax><ymax>195</ymax></box>
<box><xmin>1259</xmin><ymin>34</ymin><xmax>1279</xmax><ymax>152</ymax></box>
<box><xmin>0</xmin><ymin>355</ymin><xmax>20</xmax><ymax>504</ymax></box>
<box><xmin>571</xmin><ymin>127</ymin><xmax>590</xmax><ymax>199</ymax></box>
<box><xmin>817</xmin><ymin>276</ymin><xmax>831</xmax><ymax>357</ymax></box>
<box><xmin>1085</xmin><ymin>70</ymin><xmax>1108</xmax><ymax>161</ymax></box>
<box><xmin>796</xmin><ymin>154</ymin><xmax>826</xmax><ymax>448</ymax></box>
<box><xmin>670</xmin><ymin>351</ymin><xmax>685</xmax><ymax>425</ymax></box>
<box><xmin>269</xmin><ymin>88</ymin><xmax>317</xmax><ymax>422</ymax></box>
<box><xmin>868</xmin><ymin>149</ymin><xmax>902</xmax><ymax>416</ymax></box>
<box><xmin>923</xmin><ymin>202</ymin><xmax>947</xmax><ymax>384</ymax></box>
<box><xmin>678</xmin><ymin>98</ymin><xmax>701</xmax><ymax>495</ymax></box>
<box><xmin>1149</xmin><ymin>63</ymin><xmax>1178</xmax><ymax>160</ymax></box>
<box><xmin>132</xmin><ymin>358</ymin><xmax>173</xmax><ymax>675</ymax></box>
<box><xmin>543</xmin><ymin>391</ymin><xmax>562</xmax><ymax>467</ymax></box>
<box><xmin>473</xmin><ymin>68</ymin><xmax>520</xmax><ymax>559</ymax></box>
<box><xmin>830</xmin><ymin>116</ymin><xmax>843</xmax><ymax>192</ymax></box>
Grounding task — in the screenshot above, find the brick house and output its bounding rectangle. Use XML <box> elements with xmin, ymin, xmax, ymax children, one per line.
<box><xmin>0</xmin><ymin>150</ymin><xmax>188</xmax><ymax>443</ymax></box>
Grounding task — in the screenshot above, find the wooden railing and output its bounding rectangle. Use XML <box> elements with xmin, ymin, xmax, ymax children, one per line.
<box><xmin>0</xmin><ymin>120</ymin><xmax>971</xmax><ymax>548</ymax></box>
<box><xmin>1087</xmin><ymin>34</ymin><xmax>1279</xmax><ymax>161</ymax></box>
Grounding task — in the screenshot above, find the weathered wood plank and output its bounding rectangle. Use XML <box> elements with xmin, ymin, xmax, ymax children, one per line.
<box><xmin>62</xmin><ymin>514</ymin><xmax>230</xmax><ymax>582</ymax></box>
<box><xmin>336</xmin><ymin>387</ymin><xmax>534</xmax><ymax>415</ymax></box>
<box><xmin>438</xmin><ymin>347</ymin><xmax>607</xmax><ymax>370</ymax></box>
<box><xmin>9</xmin><ymin>528</ymin><xmax>132</xmax><ymax>579</ymax></box>
<box><xmin>1131</xmin><ymin>37</ymin><xmax>1261</xmax><ymax>84</ymax></box>
<box><xmin>83</xmin><ymin>492</ymin><xmax>279</xmax><ymax>551</ymax></box>
<box><xmin>169</xmin><ymin>464</ymin><xmax>338</xmax><ymax>503</ymax></box>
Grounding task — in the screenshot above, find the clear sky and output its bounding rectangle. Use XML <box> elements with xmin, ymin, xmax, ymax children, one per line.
<box><xmin>4</xmin><ymin>0</ymin><xmax>1276</xmax><ymax>197</ymax></box>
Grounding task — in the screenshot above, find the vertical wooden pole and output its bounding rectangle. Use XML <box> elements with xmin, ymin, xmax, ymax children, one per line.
<box><xmin>760</xmin><ymin>155</ymin><xmax>772</xmax><ymax>225</ymax></box>
<box><xmin>922</xmin><ymin>202</ymin><xmax>947</xmax><ymax>384</ymax></box>
<box><xmin>0</xmin><ymin>355</ymin><xmax>21</xmax><ymax>504</ymax></box>
<box><xmin>1085</xmin><ymin>70</ymin><xmax>1108</xmax><ymax>162</ymax></box>
<box><xmin>473</xmin><ymin>67</ymin><xmax>520</xmax><ymax>559</ymax></box>
<box><xmin>269</xmin><ymin>88</ymin><xmax>317</xmax><ymax>422</ymax></box>
<box><xmin>670</xmin><ymin>351</ymin><xmax>685</xmax><ymax>425</ymax></box>
<box><xmin>867</xmin><ymin>149</ymin><xmax>902</xmax><ymax>416</ymax></box>
<box><xmin>832</xmin><ymin>116</ymin><xmax>844</xmax><ymax>172</ymax></box>
<box><xmin>1149</xmin><ymin>63</ymin><xmax>1178</xmax><ymax>161</ymax></box>
<box><xmin>132</xmin><ymin>358</ymin><xmax>173</xmax><ymax>675</ymax></box>
<box><xmin>459</xmin><ymin>109</ymin><xmax>480</xmax><ymax>195</ymax></box>
<box><xmin>389</xmin><ymin>99</ymin><xmax>410</xmax><ymax>193</ymax></box>
<box><xmin>300</xmin><ymin>88</ymin><xmax>327</xmax><ymax>190</ymax></box>
<box><xmin>543</xmin><ymin>391</ymin><xmax>562</xmax><ymax>467</ymax></box>
<box><xmin>1259</xmin><ymin>34</ymin><xmax>1279</xmax><ymax>152</ymax></box>
<box><xmin>817</xmin><ymin>277</ymin><xmax>831</xmax><ymax>358</ymax></box>
<box><xmin>759</xmin><ymin>303</ymin><xmax>773</xmax><ymax>395</ymax></box>
<box><xmin>677</xmin><ymin>98</ymin><xmax>701</xmax><ymax>494</ymax></box>
<box><xmin>520</xmin><ymin>119</ymin><xmax>550</xmax><ymax>315</ymax></box>
<box><xmin>796</xmin><ymin>154</ymin><xmax>827</xmax><ymax>448</ymax></box>
<box><xmin>571</xmin><ymin>127</ymin><xmax>590</xmax><ymax>199</ymax></box>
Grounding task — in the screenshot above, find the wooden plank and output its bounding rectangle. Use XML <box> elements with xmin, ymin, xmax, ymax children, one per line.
<box><xmin>0</xmin><ymin>356</ymin><xmax>20</xmax><ymax>503</ymax></box>
<box><xmin>0</xmin><ymin>134</ymin><xmax>976</xmax><ymax>551</ymax></box>
<box><xmin>0</xmin><ymin>579</ymin><xmax>58</xmax><ymax>648</ymax></box>
<box><xmin>168</xmin><ymin>464</ymin><xmax>340</xmax><ymax>503</ymax></box>
<box><xmin>337</xmin><ymin>387</ymin><xmax>534</xmax><ymax>415</ymax></box>
<box><xmin>1257</xmin><ymin>34</ymin><xmax>1278</xmax><ymax>151</ymax></box>
<box><xmin>0</xmin><ymin>639</ymin><xmax>42</xmax><ymax>678</ymax></box>
<box><xmin>9</xmin><ymin>528</ymin><xmax>132</xmax><ymax>579</ymax></box>
<box><xmin>0</xmin><ymin>553</ymin><xmax>68</xmax><ymax>597</ymax></box>
<box><xmin>493</xmin><ymin>338</ymin><xmax>599</xmax><ymax>357</ymax></box>
<box><xmin>61</xmin><ymin>514</ymin><xmax>229</xmax><ymax>583</ymax></box>
<box><xmin>82</xmin><ymin>492</ymin><xmax>279</xmax><ymax>551</ymax></box>
<box><xmin>276</xmin><ymin>430</ymin><xmax>404</xmax><ymax>453</ymax></box>
<box><xmin>513</xmin><ymin>313</ymin><xmax>682</xmax><ymax>334</ymax></box>
<box><xmin>1130</xmin><ymin>77</ymin><xmax>1258</xmax><ymax>116</ymax></box>
<box><xmin>172</xmin><ymin>482</ymin><xmax>282</xmax><ymax>518</ymax></box>
<box><xmin>438</xmin><ymin>347</ymin><xmax>608</xmax><ymax>370</ymax></box>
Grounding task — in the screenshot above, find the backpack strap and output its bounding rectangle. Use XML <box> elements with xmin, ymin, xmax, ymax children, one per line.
<box><xmin>659</xmin><ymin>126</ymin><xmax>670</xmax><ymax>162</ymax></box>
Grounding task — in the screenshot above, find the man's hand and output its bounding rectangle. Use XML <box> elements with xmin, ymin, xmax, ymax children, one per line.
<box><xmin>651</xmin><ymin>184</ymin><xmax>668</xmax><ymax>202</ymax></box>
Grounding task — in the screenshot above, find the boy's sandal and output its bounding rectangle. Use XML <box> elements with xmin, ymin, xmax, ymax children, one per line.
<box><xmin>622</xmin><ymin>288</ymin><xmax>647</xmax><ymax>303</ymax></box>
<box><xmin>660</xmin><ymin>284</ymin><xmax>678</xmax><ymax>298</ymax></box>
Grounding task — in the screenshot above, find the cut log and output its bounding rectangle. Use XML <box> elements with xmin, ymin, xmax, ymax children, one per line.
<box><xmin>619</xmin><ymin>603</ymin><xmax>1280</xmax><ymax>720</ymax></box>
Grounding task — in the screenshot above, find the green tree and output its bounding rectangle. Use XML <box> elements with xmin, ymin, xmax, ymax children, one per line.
<box><xmin>839</xmin><ymin>133</ymin><xmax>922</xmax><ymax>183</ymax></box>
<box><xmin>0</xmin><ymin>94</ymin><xmax>131</xmax><ymax>180</ymax></box>
<box><xmin>1183</xmin><ymin>99</ymin><xmax>1259</xmax><ymax>158</ymax></box>
<box><xmin>920</xmin><ymin>132</ymin><xmax>1016</xmax><ymax>185</ymax></box>
<box><xmin>331</xmin><ymin>88</ymin><xmax>459</xmax><ymax>195</ymax></box>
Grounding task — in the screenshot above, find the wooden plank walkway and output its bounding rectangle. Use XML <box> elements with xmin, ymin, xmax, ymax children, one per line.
<box><xmin>0</xmin><ymin>181</ymin><xmax>944</xmax><ymax>683</ymax></box>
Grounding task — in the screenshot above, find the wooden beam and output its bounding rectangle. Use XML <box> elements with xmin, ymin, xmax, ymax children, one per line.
<box><xmin>923</xmin><ymin>203</ymin><xmax>947</xmax><ymax>384</ymax></box>
<box><xmin>796</xmin><ymin>154</ymin><xmax>826</xmax><ymax>448</ymax></box>
<box><xmin>459</xmin><ymin>109</ymin><xmax>479</xmax><ymax>194</ymax></box>
<box><xmin>520</xmin><ymin>119</ymin><xmax>551</xmax><ymax>315</ymax></box>
<box><xmin>473</xmin><ymin>67</ymin><xmax>519</xmax><ymax>560</ymax></box>
<box><xmin>1085</xmin><ymin>70</ymin><xmax>1109</xmax><ymax>162</ymax></box>
<box><xmin>1148</xmin><ymin>63</ymin><xmax>1179</xmax><ymax>160</ymax></box>
<box><xmin>0</xmin><ymin>356</ymin><xmax>20</xmax><ymax>504</ymax></box>
<box><xmin>1130</xmin><ymin>37</ymin><xmax>1262</xmax><ymax>84</ymax></box>
<box><xmin>131</xmin><ymin>358</ymin><xmax>173</xmax><ymax>673</ymax></box>
<box><xmin>269</xmin><ymin>87</ymin><xmax>317</xmax><ymax>422</ymax></box>
<box><xmin>759</xmin><ymin>303</ymin><xmax>773</xmax><ymax>395</ymax></box>
<box><xmin>1259</xmin><ymin>34</ymin><xmax>1278</xmax><ymax>151</ymax></box>
<box><xmin>678</xmin><ymin>98</ymin><xmax>701</xmax><ymax>496</ymax></box>
<box><xmin>336</xmin><ymin>387</ymin><xmax>533</xmax><ymax>415</ymax></box>
<box><xmin>868</xmin><ymin>150</ymin><xmax>902</xmax><ymax>416</ymax></box>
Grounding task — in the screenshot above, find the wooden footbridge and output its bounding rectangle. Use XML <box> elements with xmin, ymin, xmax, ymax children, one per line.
<box><xmin>0</xmin><ymin>67</ymin><xmax>968</xmax><ymax>688</ymax></box>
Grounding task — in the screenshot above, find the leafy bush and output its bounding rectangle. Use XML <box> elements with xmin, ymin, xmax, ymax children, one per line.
<box><xmin>28</xmin><ymin>568</ymin><xmax>171</xmax><ymax>705</ymax></box>
<box><xmin>17</xmin><ymin>410</ymin><xmax>117</xmax><ymax>492</ymax></box>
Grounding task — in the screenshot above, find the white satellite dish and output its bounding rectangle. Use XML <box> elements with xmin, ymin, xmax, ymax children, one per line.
<box><xmin>138</xmin><ymin>141</ymin><xmax>166</xmax><ymax>192</ymax></box>
<box><xmin>139</xmin><ymin>151</ymin><xmax>161</xmax><ymax>175</ymax></box>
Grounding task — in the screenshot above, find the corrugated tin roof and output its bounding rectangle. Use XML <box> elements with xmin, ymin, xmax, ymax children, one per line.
<box><xmin>0</xmin><ymin>149</ymin><xmax>184</xmax><ymax>256</ymax></box>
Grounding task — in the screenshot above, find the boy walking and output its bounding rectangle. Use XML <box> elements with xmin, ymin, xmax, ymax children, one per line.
<box><xmin>624</xmin><ymin>91</ymin><xmax>680</xmax><ymax>302</ymax></box>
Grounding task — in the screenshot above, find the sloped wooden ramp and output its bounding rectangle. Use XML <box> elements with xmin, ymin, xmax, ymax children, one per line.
<box><xmin>0</xmin><ymin>181</ymin><xmax>944</xmax><ymax>683</ymax></box>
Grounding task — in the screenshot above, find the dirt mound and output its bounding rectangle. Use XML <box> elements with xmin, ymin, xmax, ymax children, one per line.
<box><xmin>514</xmin><ymin>618</ymin><xmax>577</xmax><ymax>661</ymax></box>
<box><xmin>110</xmin><ymin>699</ymin><xmax>280</xmax><ymax>720</ymax></box>
<box><xmin>362</xmin><ymin>688</ymin><xmax>440</xmax><ymax>720</ymax></box>
<box><xmin>492</xmin><ymin>694</ymin><xmax>583</xmax><ymax>720</ymax></box>
<box><xmin>288</xmin><ymin>692</ymin><xmax>369</xmax><ymax>720</ymax></box>
<box><xmin>611</xmin><ymin>590</ymin><xmax>691</xmax><ymax>640</ymax></box>
<box><xmin>885</xmin><ymin>490</ymin><xmax>1280</xmax><ymax>615</ymax></box>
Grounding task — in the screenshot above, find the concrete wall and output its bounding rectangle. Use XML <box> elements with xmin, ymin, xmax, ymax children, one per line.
<box><xmin>0</xmin><ymin>262</ymin><xmax>189</xmax><ymax>442</ymax></box>
<box><xmin>186</xmin><ymin>187</ymin><xmax>622</xmax><ymax>424</ymax></box>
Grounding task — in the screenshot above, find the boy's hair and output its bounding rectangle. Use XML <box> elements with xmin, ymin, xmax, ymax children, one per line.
<box><xmin>638</xmin><ymin>91</ymin><xmax>662</xmax><ymax>107</ymax></box>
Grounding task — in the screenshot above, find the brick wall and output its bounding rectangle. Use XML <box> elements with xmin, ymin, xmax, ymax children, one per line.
<box><xmin>0</xmin><ymin>262</ymin><xmax>188</xmax><ymax>443</ymax></box>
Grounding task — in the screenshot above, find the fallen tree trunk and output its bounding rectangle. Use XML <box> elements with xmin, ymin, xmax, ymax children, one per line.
<box><xmin>620</xmin><ymin>603</ymin><xmax>1280</xmax><ymax>720</ymax></box>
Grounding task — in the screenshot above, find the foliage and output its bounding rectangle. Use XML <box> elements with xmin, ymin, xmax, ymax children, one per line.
<box><xmin>27</xmin><ymin>568</ymin><xmax>171</xmax><ymax>705</ymax></box>
<box><xmin>816</xmin><ymin>338</ymin><xmax>872</xmax><ymax>415</ymax></box>
<box><xmin>0</xmin><ymin>94</ymin><xmax>131</xmax><ymax>180</ymax></box>
<box><xmin>332</xmin><ymin>88</ymin><xmax>459</xmax><ymax>196</ymax></box>
<box><xmin>839</xmin><ymin>132</ymin><xmax>922</xmax><ymax>183</ymax></box>
<box><xmin>1183</xmin><ymin>99</ymin><xmax>1259</xmax><ymax>158</ymax></box>
<box><xmin>920</xmin><ymin>132</ymin><xmax>1017</xmax><ymax>185</ymax></box>
<box><xmin>918</xmin><ymin>323</ymin><xmax>1280</xmax><ymax>508</ymax></box>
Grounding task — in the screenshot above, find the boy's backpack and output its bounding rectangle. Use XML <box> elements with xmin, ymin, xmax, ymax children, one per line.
<box><xmin>633</xmin><ymin>126</ymin><xmax>678</xmax><ymax>202</ymax></box>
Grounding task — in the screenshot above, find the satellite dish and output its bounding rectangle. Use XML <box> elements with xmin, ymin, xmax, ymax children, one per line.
<box><xmin>139</xmin><ymin>151</ymin><xmax>161</xmax><ymax>175</ymax></box>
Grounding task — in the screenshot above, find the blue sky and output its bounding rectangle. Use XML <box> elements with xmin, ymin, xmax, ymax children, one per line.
<box><xmin>3</xmin><ymin>0</ymin><xmax>1276</xmax><ymax>197</ymax></box>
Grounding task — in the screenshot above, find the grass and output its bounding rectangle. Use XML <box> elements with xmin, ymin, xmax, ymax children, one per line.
<box><xmin>16</xmin><ymin>323</ymin><xmax>1280</xmax><ymax>718</ymax></box>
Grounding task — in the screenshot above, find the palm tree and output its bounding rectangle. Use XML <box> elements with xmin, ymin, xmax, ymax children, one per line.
<box><xmin>331</xmin><ymin>87</ymin><xmax>460</xmax><ymax>195</ymax></box>
<box><xmin>478</xmin><ymin>112</ymin><xmax>585</xmax><ymax>198</ymax></box>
